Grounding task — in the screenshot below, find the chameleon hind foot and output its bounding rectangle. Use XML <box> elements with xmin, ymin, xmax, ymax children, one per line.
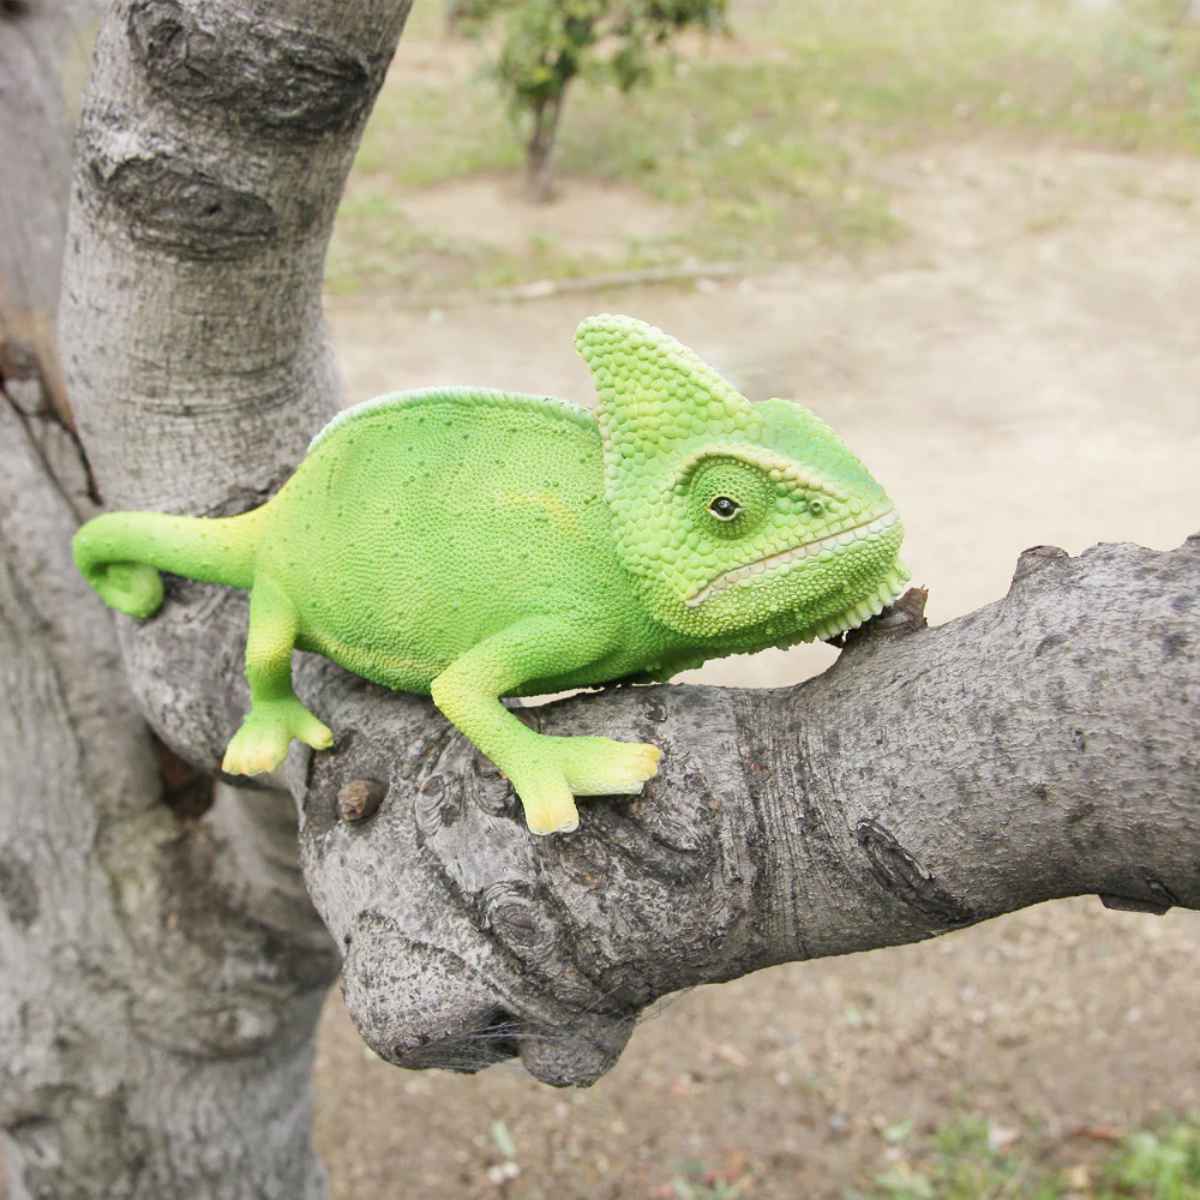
<box><xmin>511</xmin><ymin>738</ymin><xmax>662</xmax><ymax>836</ymax></box>
<box><xmin>222</xmin><ymin>698</ymin><xmax>334</xmax><ymax>776</ymax></box>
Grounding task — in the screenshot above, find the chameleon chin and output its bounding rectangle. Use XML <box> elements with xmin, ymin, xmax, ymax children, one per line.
<box><xmin>73</xmin><ymin>315</ymin><xmax>907</xmax><ymax>835</ymax></box>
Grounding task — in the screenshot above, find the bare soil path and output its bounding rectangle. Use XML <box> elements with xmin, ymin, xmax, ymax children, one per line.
<box><xmin>311</xmin><ymin>142</ymin><xmax>1199</xmax><ymax>1197</ymax></box>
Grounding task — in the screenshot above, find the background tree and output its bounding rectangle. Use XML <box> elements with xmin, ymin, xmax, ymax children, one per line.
<box><xmin>1</xmin><ymin>0</ymin><xmax>1198</xmax><ymax>1198</ymax></box>
<box><xmin>453</xmin><ymin>0</ymin><xmax>728</xmax><ymax>200</ymax></box>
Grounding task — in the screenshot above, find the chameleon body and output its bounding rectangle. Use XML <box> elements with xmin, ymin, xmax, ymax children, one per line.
<box><xmin>73</xmin><ymin>315</ymin><xmax>907</xmax><ymax>834</ymax></box>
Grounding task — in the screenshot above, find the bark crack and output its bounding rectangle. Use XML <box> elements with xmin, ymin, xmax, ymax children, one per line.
<box><xmin>2</xmin><ymin>356</ymin><xmax>102</xmax><ymax>513</ymax></box>
<box><xmin>855</xmin><ymin>818</ymin><xmax>974</xmax><ymax>926</ymax></box>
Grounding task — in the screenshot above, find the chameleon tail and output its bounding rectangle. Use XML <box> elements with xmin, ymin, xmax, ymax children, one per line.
<box><xmin>72</xmin><ymin>509</ymin><xmax>265</xmax><ymax>619</ymax></box>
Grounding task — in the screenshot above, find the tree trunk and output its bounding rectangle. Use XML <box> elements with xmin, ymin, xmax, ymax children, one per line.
<box><xmin>2</xmin><ymin>0</ymin><xmax>1199</xmax><ymax>1195</ymax></box>
<box><xmin>0</xmin><ymin>0</ymin><xmax>87</xmax><ymax>429</ymax></box>
<box><xmin>2</xmin><ymin>0</ymin><xmax>411</xmax><ymax>1196</ymax></box>
<box><xmin>525</xmin><ymin>89</ymin><xmax>567</xmax><ymax>204</ymax></box>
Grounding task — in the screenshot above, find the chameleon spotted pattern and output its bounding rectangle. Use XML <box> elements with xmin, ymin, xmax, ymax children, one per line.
<box><xmin>73</xmin><ymin>315</ymin><xmax>907</xmax><ymax>834</ymax></box>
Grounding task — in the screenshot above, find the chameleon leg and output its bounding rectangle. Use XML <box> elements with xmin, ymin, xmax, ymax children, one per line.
<box><xmin>221</xmin><ymin>578</ymin><xmax>333</xmax><ymax>776</ymax></box>
<box><xmin>430</xmin><ymin>616</ymin><xmax>661</xmax><ymax>835</ymax></box>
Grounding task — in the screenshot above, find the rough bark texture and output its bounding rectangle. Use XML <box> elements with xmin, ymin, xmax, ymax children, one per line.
<box><xmin>289</xmin><ymin>539</ymin><xmax>1198</xmax><ymax>1085</ymax></box>
<box><xmin>0</xmin><ymin>0</ymin><xmax>92</xmax><ymax>444</ymax></box>
<box><xmin>58</xmin><ymin>0</ymin><xmax>409</xmax><ymax>512</ymax></box>
<box><xmin>4</xmin><ymin>0</ymin><xmax>1198</xmax><ymax>1195</ymax></box>
<box><xmin>2</xmin><ymin>0</ymin><xmax>409</xmax><ymax>1197</ymax></box>
<box><xmin>112</xmin><ymin>533</ymin><xmax>1200</xmax><ymax>1089</ymax></box>
<box><xmin>2</xmin><ymin>324</ymin><xmax>340</xmax><ymax>1197</ymax></box>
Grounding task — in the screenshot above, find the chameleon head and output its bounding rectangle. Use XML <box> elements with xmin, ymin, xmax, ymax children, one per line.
<box><xmin>575</xmin><ymin>314</ymin><xmax>909</xmax><ymax>642</ymax></box>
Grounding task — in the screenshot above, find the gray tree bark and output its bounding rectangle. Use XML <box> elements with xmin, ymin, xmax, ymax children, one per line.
<box><xmin>297</xmin><ymin>540</ymin><xmax>1200</xmax><ymax>1085</ymax></box>
<box><xmin>2</xmin><ymin>0</ymin><xmax>406</xmax><ymax>1196</ymax></box>
<box><xmin>2</xmin><ymin>0</ymin><xmax>1198</xmax><ymax>1197</ymax></box>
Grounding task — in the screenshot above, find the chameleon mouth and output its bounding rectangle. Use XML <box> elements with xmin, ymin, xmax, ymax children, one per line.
<box><xmin>685</xmin><ymin>510</ymin><xmax>901</xmax><ymax>609</ymax></box>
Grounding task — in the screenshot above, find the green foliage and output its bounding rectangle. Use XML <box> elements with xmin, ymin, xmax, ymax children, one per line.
<box><xmin>460</xmin><ymin>0</ymin><xmax>726</xmax><ymax>98</ymax></box>
<box><xmin>855</xmin><ymin>1114</ymin><xmax>1200</xmax><ymax>1200</ymax></box>
<box><xmin>866</xmin><ymin>1117</ymin><xmax>1063</xmax><ymax>1200</ymax></box>
<box><xmin>1102</xmin><ymin>1123</ymin><xmax>1200</xmax><ymax>1199</ymax></box>
<box><xmin>456</xmin><ymin>0</ymin><xmax>727</xmax><ymax>193</ymax></box>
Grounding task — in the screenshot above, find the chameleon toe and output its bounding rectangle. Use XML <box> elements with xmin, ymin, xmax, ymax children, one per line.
<box><xmin>521</xmin><ymin>785</ymin><xmax>581</xmax><ymax>837</ymax></box>
<box><xmin>528</xmin><ymin>813</ymin><xmax>580</xmax><ymax>837</ymax></box>
<box><xmin>221</xmin><ymin>721</ymin><xmax>289</xmax><ymax>776</ymax></box>
<box><xmin>221</xmin><ymin>699</ymin><xmax>332</xmax><ymax>775</ymax></box>
<box><xmin>295</xmin><ymin>714</ymin><xmax>335</xmax><ymax>751</ymax></box>
<box><xmin>558</xmin><ymin>737</ymin><xmax>663</xmax><ymax>797</ymax></box>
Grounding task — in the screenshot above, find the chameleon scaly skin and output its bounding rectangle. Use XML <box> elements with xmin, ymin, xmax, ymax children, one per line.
<box><xmin>73</xmin><ymin>315</ymin><xmax>908</xmax><ymax>834</ymax></box>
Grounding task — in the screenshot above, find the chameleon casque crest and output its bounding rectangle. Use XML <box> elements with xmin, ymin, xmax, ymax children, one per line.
<box><xmin>74</xmin><ymin>315</ymin><xmax>908</xmax><ymax>834</ymax></box>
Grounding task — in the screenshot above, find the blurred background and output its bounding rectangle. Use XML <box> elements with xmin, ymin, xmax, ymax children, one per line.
<box><xmin>314</xmin><ymin>1</ymin><xmax>1200</xmax><ymax>1196</ymax></box>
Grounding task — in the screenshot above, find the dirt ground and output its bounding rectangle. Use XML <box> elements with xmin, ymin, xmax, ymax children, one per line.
<box><xmin>313</xmin><ymin>143</ymin><xmax>1200</xmax><ymax>1198</ymax></box>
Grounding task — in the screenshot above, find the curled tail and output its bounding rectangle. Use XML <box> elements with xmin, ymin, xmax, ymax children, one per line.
<box><xmin>73</xmin><ymin>508</ymin><xmax>265</xmax><ymax>619</ymax></box>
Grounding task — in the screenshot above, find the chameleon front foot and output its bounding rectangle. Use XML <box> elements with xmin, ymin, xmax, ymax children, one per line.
<box><xmin>554</xmin><ymin>736</ymin><xmax>662</xmax><ymax>797</ymax></box>
<box><xmin>222</xmin><ymin>699</ymin><xmax>334</xmax><ymax>776</ymax></box>
<box><xmin>510</xmin><ymin>737</ymin><xmax>662</xmax><ymax>836</ymax></box>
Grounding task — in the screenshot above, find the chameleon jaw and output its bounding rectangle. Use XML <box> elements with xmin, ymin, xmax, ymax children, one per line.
<box><xmin>685</xmin><ymin>509</ymin><xmax>901</xmax><ymax>609</ymax></box>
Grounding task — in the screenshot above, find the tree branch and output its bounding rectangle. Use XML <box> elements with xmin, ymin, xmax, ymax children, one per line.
<box><xmin>285</xmin><ymin>536</ymin><xmax>1200</xmax><ymax>1087</ymax></box>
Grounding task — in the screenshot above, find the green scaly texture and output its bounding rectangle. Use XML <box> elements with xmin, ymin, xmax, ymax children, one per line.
<box><xmin>73</xmin><ymin>315</ymin><xmax>907</xmax><ymax>834</ymax></box>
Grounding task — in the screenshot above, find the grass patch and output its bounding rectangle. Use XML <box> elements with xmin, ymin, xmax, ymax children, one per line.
<box><xmin>329</xmin><ymin>0</ymin><xmax>1200</xmax><ymax>295</ymax></box>
<box><xmin>853</xmin><ymin>1113</ymin><xmax>1200</xmax><ymax>1200</ymax></box>
<box><xmin>324</xmin><ymin>175</ymin><xmax>635</xmax><ymax>294</ymax></box>
<box><xmin>1103</xmin><ymin>1123</ymin><xmax>1200</xmax><ymax>1199</ymax></box>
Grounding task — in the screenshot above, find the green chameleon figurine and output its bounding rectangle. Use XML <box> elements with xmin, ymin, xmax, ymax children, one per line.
<box><xmin>74</xmin><ymin>315</ymin><xmax>907</xmax><ymax>834</ymax></box>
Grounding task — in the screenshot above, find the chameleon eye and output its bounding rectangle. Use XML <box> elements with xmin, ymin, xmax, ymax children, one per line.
<box><xmin>685</xmin><ymin>455</ymin><xmax>770</xmax><ymax>539</ymax></box>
